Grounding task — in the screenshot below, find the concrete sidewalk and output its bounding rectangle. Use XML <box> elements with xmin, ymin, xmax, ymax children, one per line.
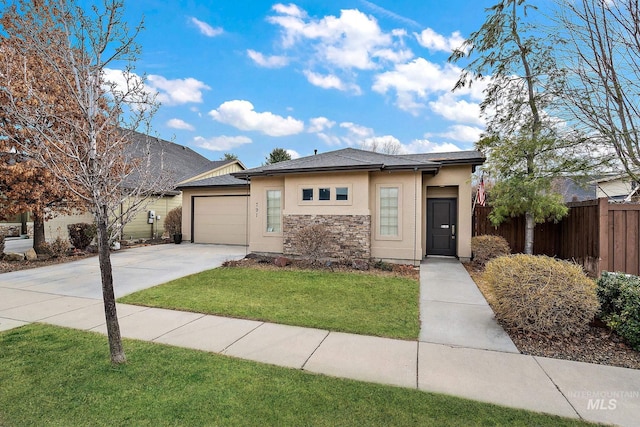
<box><xmin>1</xmin><ymin>248</ymin><xmax>639</xmax><ymax>426</ymax></box>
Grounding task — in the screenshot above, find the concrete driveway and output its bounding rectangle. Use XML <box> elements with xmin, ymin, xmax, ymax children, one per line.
<box><xmin>0</xmin><ymin>243</ymin><xmax>248</xmax><ymax>299</ymax></box>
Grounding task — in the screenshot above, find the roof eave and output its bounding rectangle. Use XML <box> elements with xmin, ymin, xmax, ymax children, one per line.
<box><xmin>232</xmin><ymin>164</ymin><xmax>385</xmax><ymax>177</ymax></box>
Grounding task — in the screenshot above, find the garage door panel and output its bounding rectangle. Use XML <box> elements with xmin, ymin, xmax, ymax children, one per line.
<box><xmin>193</xmin><ymin>196</ymin><xmax>248</xmax><ymax>245</ymax></box>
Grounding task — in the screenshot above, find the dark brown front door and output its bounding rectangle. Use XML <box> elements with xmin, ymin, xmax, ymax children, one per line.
<box><xmin>427</xmin><ymin>198</ymin><xmax>457</xmax><ymax>256</ymax></box>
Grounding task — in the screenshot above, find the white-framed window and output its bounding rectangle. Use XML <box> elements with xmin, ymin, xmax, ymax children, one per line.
<box><xmin>302</xmin><ymin>188</ymin><xmax>313</xmax><ymax>201</ymax></box>
<box><xmin>379</xmin><ymin>186</ymin><xmax>399</xmax><ymax>236</ymax></box>
<box><xmin>296</xmin><ymin>184</ymin><xmax>352</xmax><ymax>206</ymax></box>
<box><xmin>336</xmin><ymin>187</ymin><xmax>348</xmax><ymax>201</ymax></box>
<box><xmin>319</xmin><ymin>187</ymin><xmax>331</xmax><ymax>201</ymax></box>
<box><xmin>266</xmin><ymin>190</ymin><xmax>281</xmax><ymax>233</ymax></box>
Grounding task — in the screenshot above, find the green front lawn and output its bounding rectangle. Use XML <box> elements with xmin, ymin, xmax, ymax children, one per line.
<box><xmin>0</xmin><ymin>324</ymin><xmax>594</xmax><ymax>427</ymax></box>
<box><xmin>119</xmin><ymin>267</ymin><xmax>420</xmax><ymax>339</ymax></box>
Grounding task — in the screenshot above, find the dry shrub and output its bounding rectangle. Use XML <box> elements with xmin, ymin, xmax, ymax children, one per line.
<box><xmin>471</xmin><ymin>235</ymin><xmax>510</xmax><ymax>268</ymax></box>
<box><xmin>293</xmin><ymin>223</ymin><xmax>332</xmax><ymax>264</ymax></box>
<box><xmin>164</xmin><ymin>207</ymin><xmax>182</xmax><ymax>235</ymax></box>
<box><xmin>484</xmin><ymin>254</ymin><xmax>599</xmax><ymax>337</ymax></box>
<box><xmin>38</xmin><ymin>237</ymin><xmax>71</xmax><ymax>258</ymax></box>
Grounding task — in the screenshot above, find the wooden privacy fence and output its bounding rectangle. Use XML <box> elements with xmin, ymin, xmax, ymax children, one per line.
<box><xmin>474</xmin><ymin>198</ymin><xmax>640</xmax><ymax>277</ymax></box>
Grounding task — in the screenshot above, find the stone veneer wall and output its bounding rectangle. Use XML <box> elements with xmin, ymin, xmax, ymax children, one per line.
<box><xmin>0</xmin><ymin>223</ymin><xmax>34</xmax><ymax>238</ymax></box>
<box><xmin>283</xmin><ymin>214</ymin><xmax>371</xmax><ymax>260</ymax></box>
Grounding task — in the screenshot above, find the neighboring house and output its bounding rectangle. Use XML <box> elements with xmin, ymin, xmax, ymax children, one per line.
<box><xmin>593</xmin><ymin>173</ymin><xmax>640</xmax><ymax>201</ymax></box>
<box><xmin>551</xmin><ymin>177</ymin><xmax>597</xmax><ymax>203</ymax></box>
<box><xmin>179</xmin><ymin>148</ymin><xmax>484</xmax><ymax>265</ymax></box>
<box><xmin>29</xmin><ymin>130</ymin><xmax>245</xmax><ymax>241</ymax></box>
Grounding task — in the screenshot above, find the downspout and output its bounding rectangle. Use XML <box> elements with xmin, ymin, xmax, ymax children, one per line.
<box><xmin>245</xmin><ymin>174</ymin><xmax>249</xmax><ymax>255</ymax></box>
<box><xmin>414</xmin><ymin>167</ymin><xmax>418</xmax><ymax>266</ymax></box>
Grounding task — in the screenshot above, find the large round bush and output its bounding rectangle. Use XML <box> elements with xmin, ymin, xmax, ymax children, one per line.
<box><xmin>484</xmin><ymin>254</ymin><xmax>599</xmax><ymax>337</ymax></box>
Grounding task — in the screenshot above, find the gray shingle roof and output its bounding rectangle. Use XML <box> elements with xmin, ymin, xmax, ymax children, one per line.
<box><xmin>232</xmin><ymin>148</ymin><xmax>484</xmax><ymax>178</ymax></box>
<box><xmin>122</xmin><ymin>130</ymin><xmax>234</xmax><ymax>189</ymax></box>
<box><xmin>177</xmin><ymin>174</ymin><xmax>249</xmax><ymax>189</ymax></box>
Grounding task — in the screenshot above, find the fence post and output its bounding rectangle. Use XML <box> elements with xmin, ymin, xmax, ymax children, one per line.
<box><xmin>597</xmin><ymin>197</ymin><xmax>609</xmax><ymax>276</ymax></box>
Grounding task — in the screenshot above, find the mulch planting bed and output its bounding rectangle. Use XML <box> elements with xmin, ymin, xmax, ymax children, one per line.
<box><xmin>464</xmin><ymin>263</ymin><xmax>640</xmax><ymax>370</ymax></box>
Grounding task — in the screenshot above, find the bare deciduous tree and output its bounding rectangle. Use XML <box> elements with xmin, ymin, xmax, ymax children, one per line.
<box><xmin>0</xmin><ymin>0</ymin><xmax>175</xmax><ymax>364</ymax></box>
<box><xmin>555</xmin><ymin>0</ymin><xmax>640</xmax><ymax>180</ymax></box>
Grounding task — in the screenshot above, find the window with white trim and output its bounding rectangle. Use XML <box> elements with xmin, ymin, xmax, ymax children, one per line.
<box><xmin>266</xmin><ymin>190</ymin><xmax>281</xmax><ymax>233</ymax></box>
<box><xmin>302</xmin><ymin>188</ymin><xmax>313</xmax><ymax>201</ymax></box>
<box><xmin>336</xmin><ymin>187</ymin><xmax>348</xmax><ymax>201</ymax></box>
<box><xmin>319</xmin><ymin>187</ymin><xmax>331</xmax><ymax>201</ymax></box>
<box><xmin>379</xmin><ymin>187</ymin><xmax>399</xmax><ymax>236</ymax></box>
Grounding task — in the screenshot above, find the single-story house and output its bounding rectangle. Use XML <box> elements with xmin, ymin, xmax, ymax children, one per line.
<box><xmin>1</xmin><ymin>131</ymin><xmax>245</xmax><ymax>241</ymax></box>
<box><xmin>178</xmin><ymin>148</ymin><xmax>484</xmax><ymax>265</ymax></box>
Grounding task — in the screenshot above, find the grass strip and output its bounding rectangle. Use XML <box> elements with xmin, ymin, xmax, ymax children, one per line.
<box><xmin>0</xmin><ymin>324</ymin><xmax>595</xmax><ymax>427</ymax></box>
<box><xmin>119</xmin><ymin>267</ymin><xmax>420</xmax><ymax>339</ymax></box>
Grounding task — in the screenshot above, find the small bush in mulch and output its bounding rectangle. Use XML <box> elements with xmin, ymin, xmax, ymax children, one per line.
<box><xmin>37</xmin><ymin>237</ymin><xmax>71</xmax><ymax>258</ymax></box>
<box><xmin>471</xmin><ymin>235</ymin><xmax>510</xmax><ymax>268</ymax></box>
<box><xmin>597</xmin><ymin>272</ymin><xmax>640</xmax><ymax>351</ymax></box>
<box><xmin>67</xmin><ymin>223</ymin><xmax>97</xmax><ymax>250</ymax></box>
<box><xmin>485</xmin><ymin>254</ymin><xmax>599</xmax><ymax>338</ymax></box>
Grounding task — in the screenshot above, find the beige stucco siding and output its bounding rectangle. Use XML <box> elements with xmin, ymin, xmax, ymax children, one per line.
<box><xmin>369</xmin><ymin>171</ymin><xmax>422</xmax><ymax>264</ymax></box>
<box><xmin>283</xmin><ymin>172</ymin><xmax>370</xmax><ymax>216</ymax></box>
<box><xmin>423</xmin><ymin>165</ymin><xmax>473</xmax><ymax>260</ymax></box>
<box><xmin>45</xmin><ymin>210</ymin><xmax>94</xmax><ymax>240</ymax></box>
<box><xmin>248</xmin><ymin>176</ymin><xmax>285</xmax><ymax>254</ymax></box>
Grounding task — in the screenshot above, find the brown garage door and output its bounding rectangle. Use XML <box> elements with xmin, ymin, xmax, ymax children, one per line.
<box><xmin>193</xmin><ymin>196</ymin><xmax>248</xmax><ymax>245</ymax></box>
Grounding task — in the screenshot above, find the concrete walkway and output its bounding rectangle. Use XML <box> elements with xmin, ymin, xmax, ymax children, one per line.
<box><xmin>0</xmin><ymin>246</ymin><xmax>638</xmax><ymax>427</ymax></box>
<box><xmin>420</xmin><ymin>257</ymin><xmax>518</xmax><ymax>353</ymax></box>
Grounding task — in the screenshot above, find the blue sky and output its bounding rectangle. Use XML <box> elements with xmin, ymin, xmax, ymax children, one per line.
<box><xmin>111</xmin><ymin>0</ymin><xmax>501</xmax><ymax>168</ymax></box>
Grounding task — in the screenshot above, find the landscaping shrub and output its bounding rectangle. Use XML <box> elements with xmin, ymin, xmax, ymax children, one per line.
<box><xmin>597</xmin><ymin>272</ymin><xmax>640</xmax><ymax>350</ymax></box>
<box><xmin>38</xmin><ymin>237</ymin><xmax>71</xmax><ymax>258</ymax></box>
<box><xmin>164</xmin><ymin>207</ymin><xmax>182</xmax><ymax>236</ymax></box>
<box><xmin>484</xmin><ymin>254</ymin><xmax>599</xmax><ymax>337</ymax></box>
<box><xmin>292</xmin><ymin>223</ymin><xmax>332</xmax><ymax>264</ymax></box>
<box><xmin>67</xmin><ymin>223</ymin><xmax>97</xmax><ymax>250</ymax></box>
<box><xmin>471</xmin><ymin>235</ymin><xmax>510</xmax><ymax>268</ymax></box>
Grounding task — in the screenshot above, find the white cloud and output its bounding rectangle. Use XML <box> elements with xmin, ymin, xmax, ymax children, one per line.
<box><xmin>190</xmin><ymin>17</ymin><xmax>223</xmax><ymax>37</ymax></box>
<box><xmin>272</xmin><ymin>3</ymin><xmax>306</xmax><ymax>18</ymax></box>
<box><xmin>147</xmin><ymin>75</ymin><xmax>210</xmax><ymax>105</ymax></box>
<box><xmin>372</xmin><ymin>58</ymin><xmax>462</xmax><ymax>114</ymax></box>
<box><xmin>268</xmin><ymin>6</ymin><xmax>411</xmax><ymax>70</ymax></box>
<box><xmin>415</xmin><ymin>28</ymin><xmax>465</xmax><ymax>52</ymax></box>
<box><xmin>340</xmin><ymin>122</ymin><xmax>374</xmax><ymax>139</ymax></box>
<box><xmin>362</xmin><ymin>135</ymin><xmax>405</xmax><ymax>154</ymax></box>
<box><xmin>404</xmin><ymin>138</ymin><xmax>462</xmax><ymax>153</ymax></box>
<box><xmin>209</xmin><ymin>100</ymin><xmax>305</xmax><ymax>137</ymax></box>
<box><xmin>247</xmin><ymin>49</ymin><xmax>289</xmax><ymax>68</ymax></box>
<box><xmin>308</xmin><ymin>117</ymin><xmax>335</xmax><ymax>133</ymax></box>
<box><xmin>193</xmin><ymin>135</ymin><xmax>252</xmax><ymax>151</ymax></box>
<box><xmin>166</xmin><ymin>118</ymin><xmax>195</xmax><ymax>131</ymax></box>
<box><xmin>434</xmin><ymin>125</ymin><xmax>483</xmax><ymax>143</ymax></box>
<box><xmin>317</xmin><ymin>132</ymin><xmax>342</xmax><ymax>146</ymax></box>
<box><xmin>286</xmin><ymin>149</ymin><xmax>301</xmax><ymax>159</ymax></box>
<box><xmin>303</xmin><ymin>70</ymin><xmax>361</xmax><ymax>94</ymax></box>
<box><xmin>428</xmin><ymin>93</ymin><xmax>483</xmax><ymax>125</ymax></box>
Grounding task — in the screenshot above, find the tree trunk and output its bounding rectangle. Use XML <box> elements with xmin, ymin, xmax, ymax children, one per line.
<box><xmin>32</xmin><ymin>212</ymin><xmax>46</xmax><ymax>253</ymax></box>
<box><xmin>524</xmin><ymin>211</ymin><xmax>535</xmax><ymax>255</ymax></box>
<box><xmin>97</xmin><ymin>207</ymin><xmax>126</xmax><ymax>364</ymax></box>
